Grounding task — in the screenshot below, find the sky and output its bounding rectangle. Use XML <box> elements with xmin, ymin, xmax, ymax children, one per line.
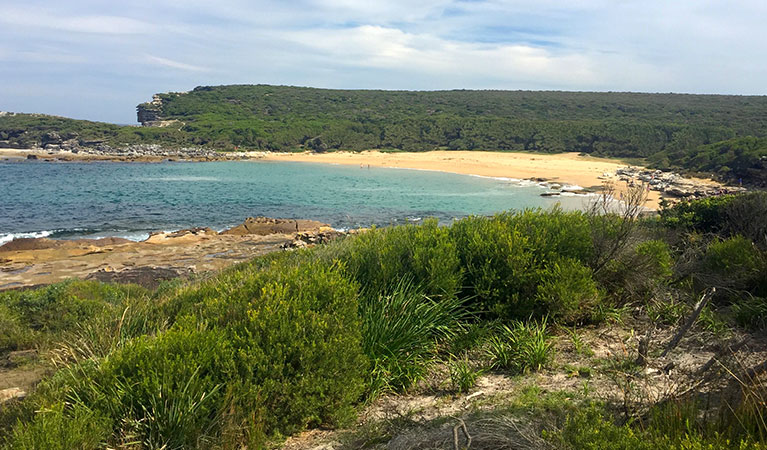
<box><xmin>1</xmin><ymin>1</ymin><xmax>765</xmax><ymax>124</ymax></box>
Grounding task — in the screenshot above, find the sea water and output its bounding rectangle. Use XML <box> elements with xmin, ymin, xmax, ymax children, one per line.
<box><xmin>0</xmin><ymin>160</ymin><xmax>590</xmax><ymax>244</ymax></box>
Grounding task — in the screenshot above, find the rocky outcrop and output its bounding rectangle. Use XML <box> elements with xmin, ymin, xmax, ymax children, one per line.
<box><xmin>281</xmin><ymin>229</ymin><xmax>345</xmax><ymax>249</ymax></box>
<box><xmin>616</xmin><ymin>167</ymin><xmax>746</xmax><ymax>199</ymax></box>
<box><xmin>136</xmin><ymin>92</ymin><xmax>188</xmax><ymax>127</ymax></box>
<box><xmin>136</xmin><ymin>94</ymin><xmax>165</xmax><ymax>126</ymax></box>
<box><xmin>221</xmin><ymin>217</ymin><xmax>331</xmax><ymax>236</ymax></box>
<box><xmin>0</xmin><ymin>237</ymin><xmax>132</xmax><ymax>253</ymax></box>
<box><xmin>86</xmin><ymin>266</ymin><xmax>192</xmax><ymax>290</ymax></box>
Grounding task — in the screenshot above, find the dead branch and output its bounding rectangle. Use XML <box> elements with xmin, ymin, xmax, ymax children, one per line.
<box><xmin>695</xmin><ymin>337</ymin><xmax>750</xmax><ymax>377</ymax></box>
<box><xmin>588</xmin><ymin>181</ymin><xmax>649</xmax><ymax>275</ymax></box>
<box><xmin>661</xmin><ymin>288</ymin><xmax>715</xmax><ymax>357</ymax></box>
<box><xmin>452</xmin><ymin>417</ymin><xmax>472</xmax><ymax>450</ymax></box>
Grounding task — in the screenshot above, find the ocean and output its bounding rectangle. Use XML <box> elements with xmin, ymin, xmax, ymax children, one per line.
<box><xmin>0</xmin><ymin>160</ymin><xmax>591</xmax><ymax>244</ymax></box>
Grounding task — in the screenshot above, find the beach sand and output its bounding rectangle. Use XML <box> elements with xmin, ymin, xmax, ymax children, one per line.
<box><xmin>259</xmin><ymin>150</ymin><xmax>671</xmax><ymax>208</ymax></box>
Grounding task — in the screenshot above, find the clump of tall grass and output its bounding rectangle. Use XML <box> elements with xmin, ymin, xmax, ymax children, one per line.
<box><xmin>486</xmin><ymin>319</ymin><xmax>553</xmax><ymax>374</ymax></box>
<box><xmin>361</xmin><ymin>278</ymin><xmax>467</xmax><ymax>397</ymax></box>
<box><xmin>448</xmin><ymin>355</ymin><xmax>482</xmax><ymax>393</ymax></box>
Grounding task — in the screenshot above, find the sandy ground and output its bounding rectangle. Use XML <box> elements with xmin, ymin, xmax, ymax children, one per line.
<box><xmin>259</xmin><ymin>150</ymin><xmax>671</xmax><ymax>208</ymax></box>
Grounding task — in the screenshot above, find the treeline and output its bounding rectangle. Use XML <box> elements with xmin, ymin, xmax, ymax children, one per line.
<box><xmin>1</xmin><ymin>192</ymin><xmax>766</xmax><ymax>448</ymax></box>
<box><xmin>3</xmin><ymin>85</ymin><xmax>767</xmax><ymax>184</ymax></box>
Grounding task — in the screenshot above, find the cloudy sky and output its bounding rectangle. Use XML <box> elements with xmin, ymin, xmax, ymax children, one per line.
<box><xmin>1</xmin><ymin>1</ymin><xmax>765</xmax><ymax>123</ymax></box>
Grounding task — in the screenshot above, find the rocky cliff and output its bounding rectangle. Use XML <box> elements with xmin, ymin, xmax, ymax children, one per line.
<box><xmin>136</xmin><ymin>94</ymin><xmax>164</xmax><ymax>126</ymax></box>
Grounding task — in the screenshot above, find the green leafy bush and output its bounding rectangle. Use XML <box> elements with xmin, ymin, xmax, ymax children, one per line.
<box><xmin>598</xmin><ymin>239</ymin><xmax>674</xmax><ymax>302</ymax></box>
<box><xmin>450</xmin><ymin>209</ymin><xmax>594</xmax><ymax>320</ymax></box>
<box><xmin>534</xmin><ymin>257</ymin><xmax>602</xmax><ymax>323</ymax></box>
<box><xmin>704</xmin><ymin>236</ymin><xmax>765</xmax><ymax>294</ymax></box>
<box><xmin>10</xmin><ymin>259</ymin><xmax>367</xmax><ymax>448</ymax></box>
<box><xmin>0</xmin><ymin>304</ymin><xmax>35</xmax><ymax>354</ymax></box>
<box><xmin>660</xmin><ymin>192</ymin><xmax>767</xmax><ymax>245</ymax></box>
<box><xmin>733</xmin><ymin>296</ymin><xmax>767</xmax><ymax>331</ymax></box>
<box><xmin>0</xmin><ymin>280</ymin><xmax>145</xmax><ymax>334</ymax></box>
<box><xmin>550</xmin><ymin>404</ymin><xmax>767</xmax><ymax>450</ymax></box>
<box><xmin>339</xmin><ymin>219</ymin><xmax>462</xmax><ymax>301</ymax></box>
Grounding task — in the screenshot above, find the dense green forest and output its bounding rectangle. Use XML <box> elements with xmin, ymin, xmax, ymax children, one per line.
<box><xmin>2</xmin><ymin>85</ymin><xmax>767</xmax><ymax>184</ymax></box>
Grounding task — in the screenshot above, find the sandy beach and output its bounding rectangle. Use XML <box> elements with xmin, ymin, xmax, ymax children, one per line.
<box><xmin>259</xmin><ymin>150</ymin><xmax>670</xmax><ymax>208</ymax></box>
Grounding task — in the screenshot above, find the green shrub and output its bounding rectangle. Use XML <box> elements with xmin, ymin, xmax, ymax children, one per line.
<box><xmin>0</xmin><ymin>280</ymin><xmax>145</xmax><ymax>334</ymax></box>
<box><xmin>183</xmin><ymin>258</ymin><xmax>368</xmax><ymax>439</ymax></box>
<box><xmin>450</xmin><ymin>209</ymin><xmax>594</xmax><ymax>320</ymax></box>
<box><xmin>486</xmin><ymin>320</ymin><xmax>552</xmax><ymax>374</ymax></box>
<box><xmin>549</xmin><ymin>399</ymin><xmax>767</xmax><ymax>449</ymax></box>
<box><xmin>17</xmin><ymin>259</ymin><xmax>367</xmax><ymax>448</ymax></box>
<box><xmin>5</xmin><ymin>402</ymin><xmax>111</xmax><ymax>450</ymax></box>
<box><xmin>534</xmin><ymin>258</ymin><xmax>602</xmax><ymax>323</ymax></box>
<box><xmin>0</xmin><ymin>304</ymin><xmax>35</xmax><ymax>354</ymax></box>
<box><xmin>339</xmin><ymin>219</ymin><xmax>463</xmax><ymax>301</ymax></box>
<box><xmin>361</xmin><ymin>279</ymin><xmax>466</xmax><ymax>396</ymax></box>
<box><xmin>597</xmin><ymin>238</ymin><xmax>674</xmax><ymax>303</ymax></box>
<box><xmin>450</xmin><ymin>214</ymin><xmax>535</xmax><ymax>318</ymax></box>
<box><xmin>704</xmin><ymin>236</ymin><xmax>765</xmax><ymax>294</ymax></box>
<box><xmin>660</xmin><ymin>192</ymin><xmax>767</xmax><ymax>248</ymax></box>
<box><xmin>733</xmin><ymin>296</ymin><xmax>767</xmax><ymax>331</ymax></box>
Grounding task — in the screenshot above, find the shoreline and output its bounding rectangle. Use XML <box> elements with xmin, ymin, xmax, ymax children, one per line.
<box><xmin>0</xmin><ymin>218</ymin><xmax>338</xmax><ymax>291</ymax></box>
<box><xmin>2</xmin><ymin>147</ymin><xmax>728</xmax><ymax>210</ymax></box>
<box><xmin>258</xmin><ymin>150</ymin><xmax>675</xmax><ymax>208</ymax></box>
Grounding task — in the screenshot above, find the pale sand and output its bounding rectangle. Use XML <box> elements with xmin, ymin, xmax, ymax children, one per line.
<box><xmin>259</xmin><ymin>150</ymin><xmax>671</xmax><ymax>208</ymax></box>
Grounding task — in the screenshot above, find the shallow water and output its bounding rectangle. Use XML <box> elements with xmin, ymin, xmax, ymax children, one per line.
<box><xmin>0</xmin><ymin>160</ymin><xmax>589</xmax><ymax>243</ymax></box>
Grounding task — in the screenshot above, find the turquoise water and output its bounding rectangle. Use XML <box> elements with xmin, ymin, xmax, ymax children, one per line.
<box><xmin>0</xmin><ymin>160</ymin><xmax>589</xmax><ymax>243</ymax></box>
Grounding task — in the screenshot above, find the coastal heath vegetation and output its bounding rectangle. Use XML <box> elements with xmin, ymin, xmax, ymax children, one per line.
<box><xmin>1</xmin><ymin>192</ymin><xmax>767</xmax><ymax>447</ymax></box>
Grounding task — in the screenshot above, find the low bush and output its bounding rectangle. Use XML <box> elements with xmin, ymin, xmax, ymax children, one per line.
<box><xmin>704</xmin><ymin>236</ymin><xmax>766</xmax><ymax>295</ymax></box>
<box><xmin>534</xmin><ymin>257</ymin><xmax>602</xmax><ymax>323</ymax></box>
<box><xmin>660</xmin><ymin>192</ymin><xmax>767</xmax><ymax>248</ymax></box>
<box><xmin>0</xmin><ymin>280</ymin><xmax>146</xmax><ymax>338</ymax></box>
<box><xmin>7</xmin><ymin>259</ymin><xmax>367</xmax><ymax>448</ymax></box>
<box><xmin>5</xmin><ymin>402</ymin><xmax>111</xmax><ymax>450</ymax></box>
<box><xmin>486</xmin><ymin>320</ymin><xmax>552</xmax><ymax>374</ymax></box>
<box><xmin>450</xmin><ymin>209</ymin><xmax>595</xmax><ymax>320</ymax></box>
<box><xmin>550</xmin><ymin>404</ymin><xmax>767</xmax><ymax>449</ymax></box>
<box><xmin>0</xmin><ymin>304</ymin><xmax>35</xmax><ymax>354</ymax></box>
<box><xmin>733</xmin><ymin>296</ymin><xmax>767</xmax><ymax>331</ymax></box>
<box><xmin>338</xmin><ymin>219</ymin><xmax>463</xmax><ymax>301</ymax></box>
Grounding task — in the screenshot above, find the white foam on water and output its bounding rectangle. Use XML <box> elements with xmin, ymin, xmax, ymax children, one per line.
<box><xmin>0</xmin><ymin>230</ymin><xmax>55</xmax><ymax>246</ymax></box>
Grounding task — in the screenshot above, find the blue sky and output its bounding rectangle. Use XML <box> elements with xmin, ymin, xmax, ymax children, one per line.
<box><xmin>1</xmin><ymin>0</ymin><xmax>765</xmax><ymax>123</ymax></box>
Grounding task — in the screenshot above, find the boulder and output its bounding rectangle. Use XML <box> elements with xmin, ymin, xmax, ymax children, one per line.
<box><xmin>221</xmin><ymin>217</ymin><xmax>329</xmax><ymax>236</ymax></box>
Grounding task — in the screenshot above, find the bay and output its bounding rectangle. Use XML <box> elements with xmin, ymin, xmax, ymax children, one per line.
<box><xmin>0</xmin><ymin>160</ymin><xmax>589</xmax><ymax>243</ymax></box>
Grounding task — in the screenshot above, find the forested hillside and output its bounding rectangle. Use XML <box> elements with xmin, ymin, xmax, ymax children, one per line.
<box><xmin>2</xmin><ymin>85</ymin><xmax>767</xmax><ymax>184</ymax></box>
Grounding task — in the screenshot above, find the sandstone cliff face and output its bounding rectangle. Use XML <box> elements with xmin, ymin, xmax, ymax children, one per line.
<box><xmin>136</xmin><ymin>94</ymin><xmax>164</xmax><ymax>126</ymax></box>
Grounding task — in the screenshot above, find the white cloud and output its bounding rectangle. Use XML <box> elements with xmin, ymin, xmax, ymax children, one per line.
<box><xmin>0</xmin><ymin>6</ymin><xmax>154</xmax><ymax>34</ymax></box>
<box><xmin>279</xmin><ymin>25</ymin><xmax>666</xmax><ymax>90</ymax></box>
<box><xmin>145</xmin><ymin>55</ymin><xmax>210</xmax><ymax>72</ymax></box>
